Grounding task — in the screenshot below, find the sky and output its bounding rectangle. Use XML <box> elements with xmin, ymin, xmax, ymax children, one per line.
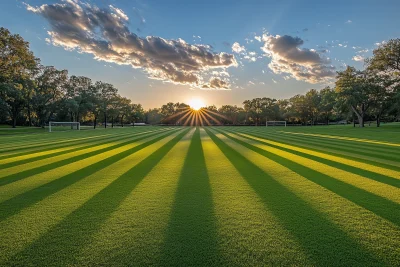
<box><xmin>1</xmin><ymin>0</ymin><xmax>400</xmax><ymax>109</ymax></box>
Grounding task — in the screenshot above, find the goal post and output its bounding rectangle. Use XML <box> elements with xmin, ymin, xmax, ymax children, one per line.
<box><xmin>266</xmin><ymin>121</ymin><xmax>287</xmax><ymax>127</ymax></box>
<box><xmin>49</xmin><ymin>121</ymin><xmax>80</xmax><ymax>132</ymax></box>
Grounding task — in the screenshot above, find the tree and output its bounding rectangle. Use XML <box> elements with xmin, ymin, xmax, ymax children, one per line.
<box><xmin>145</xmin><ymin>108</ymin><xmax>162</xmax><ymax>124</ymax></box>
<box><xmin>261</xmin><ymin>97</ymin><xmax>279</xmax><ymax>124</ymax></box>
<box><xmin>160</xmin><ymin>102</ymin><xmax>177</xmax><ymax>124</ymax></box>
<box><xmin>319</xmin><ymin>87</ymin><xmax>336</xmax><ymax>124</ymax></box>
<box><xmin>289</xmin><ymin>94</ymin><xmax>309</xmax><ymax>124</ymax></box>
<box><xmin>130</xmin><ymin>103</ymin><xmax>145</xmax><ymax>124</ymax></box>
<box><xmin>0</xmin><ymin>27</ymin><xmax>39</xmax><ymax>127</ymax></box>
<box><xmin>33</xmin><ymin>66</ymin><xmax>68</xmax><ymax>127</ymax></box>
<box><xmin>305</xmin><ymin>89</ymin><xmax>321</xmax><ymax>125</ymax></box>
<box><xmin>336</xmin><ymin>66</ymin><xmax>373</xmax><ymax>127</ymax></box>
<box><xmin>118</xmin><ymin>97</ymin><xmax>132</xmax><ymax>127</ymax></box>
<box><xmin>366</xmin><ymin>39</ymin><xmax>400</xmax><ymax>125</ymax></box>
<box><xmin>94</xmin><ymin>82</ymin><xmax>117</xmax><ymax>128</ymax></box>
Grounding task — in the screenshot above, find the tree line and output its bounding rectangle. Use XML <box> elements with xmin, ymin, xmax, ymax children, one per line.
<box><xmin>1</xmin><ymin>27</ymin><xmax>399</xmax><ymax>128</ymax></box>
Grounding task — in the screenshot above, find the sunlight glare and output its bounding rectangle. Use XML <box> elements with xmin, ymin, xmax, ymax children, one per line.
<box><xmin>189</xmin><ymin>98</ymin><xmax>205</xmax><ymax>111</ymax></box>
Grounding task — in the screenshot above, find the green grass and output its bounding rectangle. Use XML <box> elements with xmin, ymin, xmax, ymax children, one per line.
<box><xmin>0</xmin><ymin>125</ymin><xmax>399</xmax><ymax>266</ymax></box>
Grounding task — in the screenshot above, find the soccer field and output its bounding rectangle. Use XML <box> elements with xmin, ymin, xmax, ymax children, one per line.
<box><xmin>0</xmin><ymin>126</ymin><xmax>399</xmax><ymax>266</ymax></box>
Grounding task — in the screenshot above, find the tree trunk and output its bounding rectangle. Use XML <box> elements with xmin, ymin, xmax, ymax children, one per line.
<box><xmin>27</xmin><ymin>105</ymin><xmax>32</xmax><ymax>127</ymax></box>
<box><xmin>121</xmin><ymin>115</ymin><xmax>124</xmax><ymax>127</ymax></box>
<box><xmin>94</xmin><ymin>116</ymin><xmax>97</xmax><ymax>129</ymax></box>
<box><xmin>12</xmin><ymin>115</ymin><xmax>17</xmax><ymax>128</ymax></box>
<box><xmin>104</xmin><ymin>111</ymin><xmax>107</xmax><ymax>128</ymax></box>
<box><xmin>351</xmin><ymin>105</ymin><xmax>364</xmax><ymax>128</ymax></box>
<box><xmin>377</xmin><ymin>115</ymin><xmax>381</xmax><ymax>127</ymax></box>
<box><xmin>112</xmin><ymin>116</ymin><xmax>114</xmax><ymax>128</ymax></box>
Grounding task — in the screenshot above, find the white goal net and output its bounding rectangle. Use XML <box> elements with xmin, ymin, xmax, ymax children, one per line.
<box><xmin>266</xmin><ymin>121</ymin><xmax>287</xmax><ymax>127</ymax></box>
<box><xmin>49</xmin><ymin>122</ymin><xmax>80</xmax><ymax>132</ymax></box>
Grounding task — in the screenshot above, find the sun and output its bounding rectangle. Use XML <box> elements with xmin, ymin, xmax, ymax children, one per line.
<box><xmin>188</xmin><ymin>98</ymin><xmax>205</xmax><ymax>111</ymax></box>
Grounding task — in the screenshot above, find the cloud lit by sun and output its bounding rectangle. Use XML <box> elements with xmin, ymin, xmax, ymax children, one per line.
<box><xmin>188</xmin><ymin>98</ymin><xmax>205</xmax><ymax>111</ymax></box>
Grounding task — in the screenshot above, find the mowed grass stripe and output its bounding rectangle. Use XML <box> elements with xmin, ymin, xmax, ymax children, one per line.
<box><xmin>218</xmin><ymin>128</ymin><xmax>400</xmax><ymax>203</ymax></box>
<box><xmin>275</xmin><ymin>126</ymin><xmax>400</xmax><ymax>141</ymax></box>
<box><xmin>233</xmin><ymin>127</ymin><xmax>400</xmax><ymax>171</ymax></box>
<box><xmin>233</xmin><ymin>127</ymin><xmax>400</xmax><ymax>165</ymax></box>
<box><xmin>0</xmin><ymin>128</ymin><xmax>181</xmax><ymax>205</ymax></box>
<box><xmin>0</xmin><ymin>128</ymin><xmax>173</xmax><ymax>187</ymax></box>
<box><xmin>226</xmin><ymin>129</ymin><xmax>400</xmax><ymax>187</ymax></box>
<box><xmin>0</xmin><ymin>126</ymin><xmax>147</xmax><ymax>146</ymax></box>
<box><xmin>280</xmin><ymin>131</ymin><xmax>400</xmax><ymax>147</ymax></box>
<box><xmin>0</xmin><ymin>127</ymin><xmax>168</xmax><ymax>159</ymax></box>
<box><xmin>204</xmin><ymin>128</ymin><xmax>385</xmax><ymax>266</ymax></box>
<box><xmin>0</xmin><ymin>127</ymin><xmax>161</xmax><ymax>157</ymax></box>
<box><xmin>0</xmin><ymin>128</ymin><xmax>189</xmax><ymax>265</ymax></box>
<box><xmin>159</xmin><ymin>127</ymin><xmax>220</xmax><ymax>266</ymax></box>
<box><xmin>214</xmin><ymin>128</ymin><xmax>400</xmax><ymax>227</ymax></box>
<box><xmin>0</xmin><ymin>129</ymin><xmax>128</xmax><ymax>151</ymax></box>
<box><xmin>5</xmin><ymin>128</ymin><xmax>190</xmax><ymax>266</ymax></box>
<box><xmin>76</xmin><ymin>129</ymin><xmax>195</xmax><ymax>266</ymax></box>
<box><xmin>242</xmin><ymin>127</ymin><xmax>400</xmax><ymax>157</ymax></box>
<box><xmin>0</xmin><ymin>128</ymin><xmax>172</xmax><ymax>167</ymax></box>
<box><xmin>200</xmin><ymin>128</ymin><xmax>310</xmax><ymax>266</ymax></box>
<box><xmin>0</xmin><ymin>128</ymin><xmax>162</xmax><ymax>168</ymax></box>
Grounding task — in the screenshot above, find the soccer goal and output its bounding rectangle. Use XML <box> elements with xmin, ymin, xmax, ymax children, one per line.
<box><xmin>266</xmin><ymin>121</ymin><xmax>287</xmax><ymax>127</ymax></box>
<box><xmin>49</xmin><ymin>121</ymin><xmax>80</xmax><ymax>132</ymax></box>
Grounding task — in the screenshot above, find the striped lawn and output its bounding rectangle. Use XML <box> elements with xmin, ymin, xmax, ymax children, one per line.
<box><xmin>0</xmin><ymin>126</ymin><xmax>399</xmax><ymax>266</ymax></box>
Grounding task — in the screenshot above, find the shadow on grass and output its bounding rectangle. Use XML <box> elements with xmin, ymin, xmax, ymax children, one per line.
<box><xmin>0</xmin><ymin>127</ymin><xmax>163</xmax><ymax>157</ymax></box>
<box><xmin>6</xmin><ymin>129</ymin><xmax>189</xmax><ymax>266</ymax></box>
<box><xmin>0</xmin><ymin>128</ymin><xmax>172</xmax><ymax>187</ymax></box>
<box><xmin>237</xmin><ymin>128</ymin><xmax>400</xmax><ymax>163</ymax></box>
<box><xmin>224</xmin><ymin>129</ymin><xmax>400</xmax><ymax>188</ymax></box>
<box><xmin>215</xmin><ymin>128</ymin><xmax>400</xmax><ymax>228</ymax></box>
<box><xmin>205</xmin><ymin>128</ymin><xmax>383</xmax><ymax>266</ymax></box>
<box><xmin>0</xmin><ymin>128</ymin><xmax>167</xmax><ymax>161</ymax></box>
<box><xmin>0</xmin><ymin>129</ymin><xmax>182</xmax><ymax>223</ymax></box>
<box><xmin>0</xmin><ymin>131</ymin><xmax>143</xmax><ymax>169</ymax></box>
<box><xmin>159</xmin><ymin>127</ymin><xmax>221</xmax><ymax>266</ymax></box>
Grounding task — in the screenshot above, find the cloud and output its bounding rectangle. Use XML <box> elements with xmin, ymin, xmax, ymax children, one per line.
<box><xmin>232</xmin><ymin>42</ymin><xmax>246</xmax><ymax>54</ymax></box>
<box><xmin>261</xmin><ymin>34</ymin><xmax>336</xmax><ymax>83</ymax></box>
<box><xmin>109</xmin><ymin>5</ymin><xmax>129</xmax><ymax>21</ymax></box>
<box><xmin>302</xmin><ymin>28</ymin><xmax>308</xmax><ymax>32</ymax></box>
<box><xmin>25</xmin><ymin>1</ymin><xmax>237</xmax><ymax>89</ymax></box>
<box><xmin>243</xmin><ymin>55</ymin><xmax>256</xmax><ymax>62</ymax></box>
<box><xmin>352</xmin><ymin>55</ymin><xmax>364</xmax><ymax>62</ymax></box>
<box><xmin>211</xmin><ymin>70</ymin><xmax>230</xmax><ymax>77</ymax></box>
<box><xmin>201</xmin><ymin>77</ymin><xmax>230</xmax><ymax>90</ymax></box>
<box><xmin>375</xmin><ymin>41</ymin><xmax>387</xmax><ymax>46</ymax></box>
<box><xmin>356</xmin><ymin>49</ymin><xmax>369</xmax><ymax>53</ymax></box>
<box><xmin>254</xmin><ymin>36</ymin><xmax>262</xmax><ymax>42</ymax></box>
<box><xmin>345</xmin><ymin>20</ymin><xmax>352</xmax><ymax>24</ymax></box>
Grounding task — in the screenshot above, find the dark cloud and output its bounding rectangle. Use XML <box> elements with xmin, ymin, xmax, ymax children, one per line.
<box><xmin>302</xmin><ymin>28</ymin><xmax>308</xmax><ymax>32</ymax></box>
<box><xmin>25</xmin><ymin>1</ymin><xmax>237</xmax><ymax>89</ymax></box>
<box><xmin>261</xmin><ymin>34</ymin><xmax>335</xmax><ymax>83</ymax></box>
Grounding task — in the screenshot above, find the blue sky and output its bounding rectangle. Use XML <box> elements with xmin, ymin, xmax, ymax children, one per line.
<box><xmin>1</xmin><ymin>0</ymin><xmax>400</xmax><ymax>108</ymax></box>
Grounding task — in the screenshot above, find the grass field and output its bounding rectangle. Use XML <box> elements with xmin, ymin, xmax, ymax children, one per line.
<box><xmin>0</xmin><ymin>125</ymin><xmax>399</xmax><ymax>266</ymax></box>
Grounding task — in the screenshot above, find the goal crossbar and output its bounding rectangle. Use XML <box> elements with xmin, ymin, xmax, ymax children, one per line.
<box><xmin>49</xmin><ymin>121</ymin><xmax>80</xmax><ymax>132</ymax></box>
<box><xmin>266</xmin><ymin>121</ymin><xmax>287</xmax><ymax>127</ymax></box>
